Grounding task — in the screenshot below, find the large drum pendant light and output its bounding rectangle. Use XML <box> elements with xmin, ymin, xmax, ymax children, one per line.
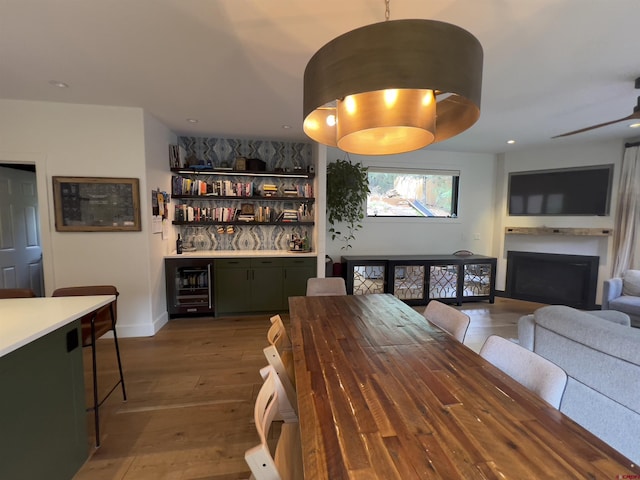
<box><xmin>303</xmin><ymin>18</ymin><xmax>483</xmax><ymax>155</ymax></box>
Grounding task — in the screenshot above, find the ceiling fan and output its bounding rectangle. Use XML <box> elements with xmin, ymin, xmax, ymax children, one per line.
<box><xmin>552</xmin><ymin>77</ymin><xmax>640</xmax><ymax>139</ymax></box>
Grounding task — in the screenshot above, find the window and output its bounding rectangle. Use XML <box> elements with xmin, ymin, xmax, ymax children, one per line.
<box><xmin>366</xmin><ymin>168</ymin><xmax>459</xmax><ymax>218</ymax></box>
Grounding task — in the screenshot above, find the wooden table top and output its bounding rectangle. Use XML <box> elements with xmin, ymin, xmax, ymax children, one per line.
<box><xmin>289</xmin><ymin>294</ymin><xmax>639</xmax><ymax>479</ymax></box>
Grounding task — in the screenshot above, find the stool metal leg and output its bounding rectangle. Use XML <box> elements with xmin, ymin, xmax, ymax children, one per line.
<box><xmin>110</xmin><ymin>303</ymin><xmax>127</xmax><ymax>401</ymax></box>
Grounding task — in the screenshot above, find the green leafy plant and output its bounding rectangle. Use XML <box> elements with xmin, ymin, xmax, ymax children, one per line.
<box><xmin>326</xmin><ymin>158</ymin><xmax>370</xmax><ymax>250</ymax></box>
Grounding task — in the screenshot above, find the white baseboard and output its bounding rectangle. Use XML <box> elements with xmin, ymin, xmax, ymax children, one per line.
<box><xmin>115</xmin><ymin>312</ymin><xmax>169</xmax><ymax>338</ymax></box>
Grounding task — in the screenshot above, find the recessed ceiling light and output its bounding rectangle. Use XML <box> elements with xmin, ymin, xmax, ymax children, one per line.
<box><xmin>48</xmin><ymin>80</ymin><xmax>69</xmax><ymax>88</ymax></box>
<box><xmin>506</xmin><ymin>140</ymin><xmax>515</xmax><ymax>144</ymax></box>
<box><xmin>630</xmin><ymin>122</ymin><xmax>640</xmax><ymax>129</ymax></box>
<box><xmin>186</xmin><ymin>118</ymin><xmax>198</xmax><ymax>123</ymax></box>
<box><xmin>282</xmin><ymin>125</ymin><xmax>292</xmax><ymax>129</ymax></box>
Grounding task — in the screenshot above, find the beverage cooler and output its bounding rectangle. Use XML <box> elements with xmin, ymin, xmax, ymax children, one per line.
<box><xmin>165</xmin><ymin>258</ymin><xmax>214</xmax><ymax>316</ymax></box>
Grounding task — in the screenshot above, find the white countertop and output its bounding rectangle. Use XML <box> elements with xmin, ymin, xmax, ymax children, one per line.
<box><xmin>165</xmin><ymin>249</ymin><xmax>317</xmax><ymax>259</ymax></box>
<box><xmin>0</xmin><ymin>295</ymin><xmax>115</xmax><ymax>358</ymax></box>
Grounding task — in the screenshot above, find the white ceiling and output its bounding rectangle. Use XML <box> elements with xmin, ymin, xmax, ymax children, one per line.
<box><xmin>1</xmin><ymin>0</ymin><xmax>639</xmax><ymax>154</ymax></box>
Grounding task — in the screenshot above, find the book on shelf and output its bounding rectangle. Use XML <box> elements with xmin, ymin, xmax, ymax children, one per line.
<box><xmin>262</xmin><ymin>184</ymin><xmax>278</xmax><ymax>196</ymax></box>
<box><xmin>169</xmin><ymin>144</ymin><xmax>187</xmax><ymax>168</ymax></box>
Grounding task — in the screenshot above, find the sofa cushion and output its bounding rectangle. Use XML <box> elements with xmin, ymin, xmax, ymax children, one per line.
<box><xmin>609</xmin><ymin>296</ymin><xmax>640</xmax><ymax>318</ymax></box>
<box><xmin>623</xmin><ymin>269</ymin><xmax>640</xmax><ymax>296</ymax></box>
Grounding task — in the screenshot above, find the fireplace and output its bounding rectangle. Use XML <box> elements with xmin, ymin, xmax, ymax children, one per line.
<box><xmin>506</xmin><ymin>251</ymin><xmax>599</xmax><ymax>309</ymax></box>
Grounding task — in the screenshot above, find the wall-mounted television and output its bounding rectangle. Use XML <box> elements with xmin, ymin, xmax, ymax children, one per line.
<box><xmin>508</xmin><ymin>164</ymin><xmax>613</xmax><ymax>216</ymax></box>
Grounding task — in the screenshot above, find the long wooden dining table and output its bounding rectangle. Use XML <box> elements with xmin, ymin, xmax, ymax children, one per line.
<box><xmin>288</xmin><ymin>293</ymin><xmax>639</xmax><ymax>479</ymax></box>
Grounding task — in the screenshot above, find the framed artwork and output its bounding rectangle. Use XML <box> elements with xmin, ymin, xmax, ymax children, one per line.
<box><xmin>52</xmin><ymin>176</ymin><xmax>141</xmax><ymax>232</ymax></box>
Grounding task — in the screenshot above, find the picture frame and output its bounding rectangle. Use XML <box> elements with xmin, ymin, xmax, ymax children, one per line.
<box><xmin>52</xmin><ymin>176</ymin><xmax>141</xmax><ymax>232</ymax></box>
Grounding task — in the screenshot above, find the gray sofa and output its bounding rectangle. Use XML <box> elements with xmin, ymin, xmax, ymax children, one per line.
<box><xmin>603</xmin><ymin>272</ymin><xmax>640</xmax><ymax>328</ymax></box>
<box><xmin>518</xmin><ymin>305</ymin><xmax>640</xmax><ymax>464</ymax></box>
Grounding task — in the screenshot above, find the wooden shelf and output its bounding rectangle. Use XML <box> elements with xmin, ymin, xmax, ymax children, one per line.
<box><xmin>505</xmin><ymin>227</ymin><xmax>613</xmax><ymax>236</ymax></box>
<box><xmin>173</xmin><ymin>221</ymin><xmax>314</xmax><ymax>227</ymax></box>
<box><xmin>171</xmin><ymin>168</ymin><xmax>314</xmax><ymax>179</ymax></box>
<box><xmin>172</xmin><ymin>195</ymin><xmax>314</xmax><ymax>202</ymax></box>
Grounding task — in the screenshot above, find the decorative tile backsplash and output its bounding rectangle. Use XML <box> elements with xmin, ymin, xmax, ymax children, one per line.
<box><xmin>175</xmin><ymin>136</ymin><xmax>315</xmax><ymax>252</ymax></box>
<box><xmin>178</xmin><ymin>136</ymin><xmax>312</xmax><ymax>171</ymax></box>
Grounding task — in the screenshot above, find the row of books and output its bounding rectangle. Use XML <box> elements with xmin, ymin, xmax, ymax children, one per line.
<box><xmin>174</xmin><ymin>205</ymin><xmax>309</xmax><ymax>223</ymax></box>
<box><xmin>172</xmin><ymin>176</ymin><xmax>254</xmax><ymax>197</ymax></box>
<box><xmin>175</xmin><ymin>205</ymin><xmax>238</xmax><ymax>222</ymax></box>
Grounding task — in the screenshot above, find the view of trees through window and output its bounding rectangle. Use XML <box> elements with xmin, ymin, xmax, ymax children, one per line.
<box><xmin>367</xmin><ymin>169</ymin><xmax>459</xmax><ymax>217</ymax></box>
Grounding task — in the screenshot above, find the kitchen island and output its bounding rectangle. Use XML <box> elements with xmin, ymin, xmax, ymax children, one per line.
<box><xmin>0</xmin><ymin>295</ymin><xmax>115</xmax><ymax>480</ymax></box>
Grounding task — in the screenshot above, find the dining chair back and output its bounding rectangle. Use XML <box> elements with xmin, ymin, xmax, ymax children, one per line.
<box><xmin>245</xmin><ymin>365</ymin><xmax>303</xmax><ymax>480</ymax></box>
<box><xmin>0</xmin><ymin>288</ymin><xmax>36</xmax><ymax>298</ymax></box>
<box><xmin>263</xmin><ymin>342</ymin><xmax>298</xmax><ymax>415</ymax></box>
<box><xmin>480</xmin><ymin>335</ymin><xmax>568</xmax><ymax>409</ymax></box>
<box><xmin>306</xmin><ymin>277</ymin><xmax>347</xmax><ymax>296</ymax></box>
<box><xmin>51</xmin><ymin>285</ymin><xmax>126</xmax><ymax>447</ymax></box>
<box><xmin>259</xmin><ymin>365</ymin><xmax>297</xmax><ymax>423</ymax></box>
<box><xmin>267</xmin><ymin>314</ymin><xmax>291</xmax><ymax>351</ymax></box>
<box><xmin>423</xmin><ymin>299</ymin><xmax>471</xmax><ymax>343</ymax></box>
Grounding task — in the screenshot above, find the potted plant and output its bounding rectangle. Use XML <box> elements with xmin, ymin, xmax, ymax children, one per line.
<box><xmin>326</xmin><ymin>158</ymin><xmax>370</xmax><ymax>250</ymax></box>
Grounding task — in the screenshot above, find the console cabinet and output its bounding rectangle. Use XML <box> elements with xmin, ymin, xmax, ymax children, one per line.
<box><xmin>166</xmin><ymin>256</ymin><xmax>316</xmax><ymax>317</ymax></box>
<box><xmin>342</xmin><ymin>254</ymin><xmax>496</xmax><ymax>306</ymax></box>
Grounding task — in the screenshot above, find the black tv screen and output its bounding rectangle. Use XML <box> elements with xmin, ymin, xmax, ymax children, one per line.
<box><xmin>508</xmin><ymin>165</ymin><xmax>613</xmax><ymax>216</ymax></box>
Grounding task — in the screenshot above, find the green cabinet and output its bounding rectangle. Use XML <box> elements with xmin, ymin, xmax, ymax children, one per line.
<box><xmin>214</xmin><ymin>258</ymin><xmax>284</xmax><ymax>314</ymax></box>
<box><xmin>0</xmin><ymin>320</ymin><xmax>87</xmax><ymax>480</ymax></box>
<box><xmin>166</xmin><ymin>256</ymin><xmax>317</xmax><ymax>316</ymax></box>
<box><xmin>283</xmin><ymin>257</ymin><xmax>316</xmax><ymax>304</ymax></box>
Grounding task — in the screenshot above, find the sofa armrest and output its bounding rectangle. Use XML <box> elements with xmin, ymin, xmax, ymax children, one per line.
<box><xmin>602</xmin><ymin>277</ymin><xmax>623</xmax><ymax>310</ymax></box>
<box><xmin>588</xmin><ymin>310</ymin><xmax>631</xmax><ymax>327</ymax></box>
<box><xmin>517</xmin><ymin>314</ymin><xmax>535</xmax><ymax>351</ymax></box>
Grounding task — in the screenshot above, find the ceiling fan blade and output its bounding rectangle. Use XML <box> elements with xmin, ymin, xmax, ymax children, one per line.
<box><xmin>552</xmin><ymin>112</ymin><xmax>639</xmax><ymax>139</ymax></box>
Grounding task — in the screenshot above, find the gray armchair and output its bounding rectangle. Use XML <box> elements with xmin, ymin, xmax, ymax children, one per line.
<box><xmin>602</xmin><ymin>271</ymin><xmax>640</xmax><ymax>328</ymax></box>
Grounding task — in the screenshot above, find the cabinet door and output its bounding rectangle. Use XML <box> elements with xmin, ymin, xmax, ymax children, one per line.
<box><xmin>347</xmin><ymin>261</ymin><xmax>387</xmax><ymax>295</ymax></box>
<box><xmin>427</xmin><ymin>263</ymin><xmax>460</xmax><ymax>302</ymax></box>
<box><xmin>283</xmin><ymin>258</ymin><xmax>316</xmax><ymax>306</ymax></box>
<box><xmin>214</xmin><ymin>259</ymin><xmax>251</xmax><ymax>315</ymax></box>
<box><xmin>251</xmin><ymin>258</ymin><xmax>284</xmax><ymax>312</ymax></box>
<box><xmin>388</xmin><ymin>261</ymin><xmax>426</xmax><ymax>305</ymax></box>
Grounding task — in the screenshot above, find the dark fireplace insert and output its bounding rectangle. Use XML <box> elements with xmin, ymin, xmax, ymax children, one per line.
<box><xmin>506</xmin><ymin>251</ymin><xmax>599</xmax><ymax>309</ymax></box>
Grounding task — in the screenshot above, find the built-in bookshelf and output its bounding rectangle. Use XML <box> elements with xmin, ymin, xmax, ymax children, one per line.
<box><xmin>171</xmin><ymin>168</ymin><xmax>315</xmax><ymax>227</ymax></box>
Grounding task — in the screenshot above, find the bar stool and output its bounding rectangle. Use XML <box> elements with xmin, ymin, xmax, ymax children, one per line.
<box><xmin>0</xmin><ymin>288</ymin><xmax>36</xmax><ymax>298</ymax></box>
<box><xmin>51</xmin><ymin>285</ymin><xmax>126</xmax><ymax>447</ymax></box>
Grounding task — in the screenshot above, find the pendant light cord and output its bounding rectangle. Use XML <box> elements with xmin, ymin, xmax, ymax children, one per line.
<box><xmin>385</xmin><ymin>0</ymin><xmax>390</xmax><ymax>21</ymax></box>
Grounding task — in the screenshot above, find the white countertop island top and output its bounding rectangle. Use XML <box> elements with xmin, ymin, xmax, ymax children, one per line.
<box><xmin>0</xmin><ymin>295</ymin><xmax>115</xmax><ymax>358</ymax></box>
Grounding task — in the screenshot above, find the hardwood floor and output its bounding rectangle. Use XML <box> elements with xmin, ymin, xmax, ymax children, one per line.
<box><xmin>73</xmin><ymin>297</ymin><xmax>544</xmax><ymax>480</ymax></box>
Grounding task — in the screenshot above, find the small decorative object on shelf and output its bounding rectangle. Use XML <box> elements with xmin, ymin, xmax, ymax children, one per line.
<box><xmin>176</xmin><ymin>234</ymin><xmax>183</xmax><ymax>254</ymax></box>
<box><xmin>289</xmin><ymin>232</ymin><xmax>311</xmax><ymax>252</ymax></box>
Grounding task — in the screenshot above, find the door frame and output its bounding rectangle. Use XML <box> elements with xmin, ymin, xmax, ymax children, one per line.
<box><xmin>0</xmin><ymin>152</ymin><xmax>54</xmax><ymax>295</ymax></box>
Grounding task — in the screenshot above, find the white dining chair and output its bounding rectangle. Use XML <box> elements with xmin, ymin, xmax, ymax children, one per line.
<box><xmin>245</xmin><ymin>365</ymin><xmax>303</xmax><ymax>480</ymax></box>
<box><xmin>267</xmin><ymin>314</ymin><xmax>291</xmax><ymax>351</ymax></box>
<box><xmin>258</xmin><ymin>365</ymin><xmax>298</xmax><ymax>423</ymax></box>
<box><xmin>479</xmin><ymin>335</ymin><xmax>568</xmax><ymax>409</ymax></box>
<box><xmin>263</xmin><ymin>342</ymin><xmax>298</xmax><ymax>416</ymax></box>
<box><xmin>306</xmin><ymin>277</ymin><xmax>347</xmax><ymax>296</ymax></box>
<box><xmin>423</xmin><ymin>299</ymin><xmax>471</xmax><ymax>343</ymax></box>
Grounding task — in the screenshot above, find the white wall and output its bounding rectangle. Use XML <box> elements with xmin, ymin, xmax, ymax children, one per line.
<box><xmin>0</xmin><ymin>99</ymin><xmax>159</xmax><ymax>336</ymax></box>
<box><xmin>493</xmin><ymin>139</ymin><xmax>626</xmax><ymax>302</ymax></box>
<box><xmin>324</xmin><ymin>147</ymin><xmax>497</xmax><ymax>262</ymax></box>
<box><xmin>143</xmin><ymin>111</ymin><xmax>177</xmax><ymax>333</ymax></box>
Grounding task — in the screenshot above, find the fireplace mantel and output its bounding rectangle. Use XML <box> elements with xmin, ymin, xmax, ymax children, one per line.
<box><xmin>505</xmin><ymin>227</ymin><xmax>612</xmax><ymax>237</ymax></box>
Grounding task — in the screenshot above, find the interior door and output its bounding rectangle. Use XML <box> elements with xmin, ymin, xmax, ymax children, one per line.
<box><xmin>0</xmin><ymin>165</ymin><xmax>44</xmax><ymax>295</ymax></box>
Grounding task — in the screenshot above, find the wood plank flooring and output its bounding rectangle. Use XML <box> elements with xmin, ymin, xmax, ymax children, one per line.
<box><xmin>73</xmin><ymin>297</ymin><xmax>544</xmax><ymax>480</ymax></box>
